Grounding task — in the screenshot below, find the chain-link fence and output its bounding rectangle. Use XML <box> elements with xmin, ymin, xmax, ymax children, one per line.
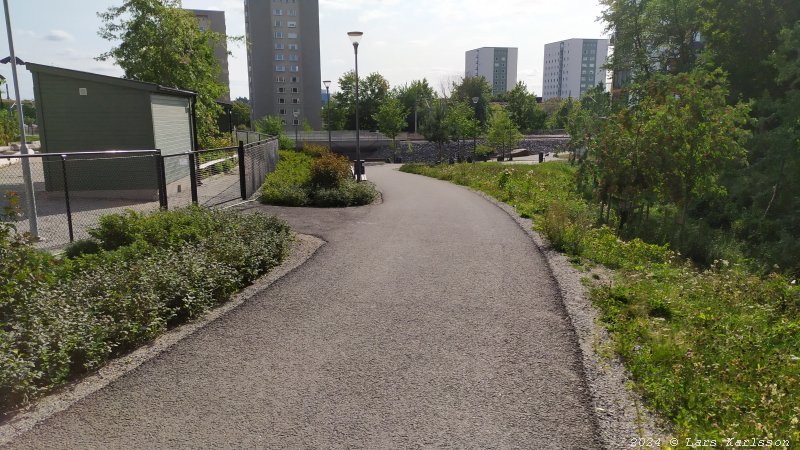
<box><xmin>1</xmin><ymin>137</ymin><xmax>279</xmax><ymax>251</ymax></box>
<box><xmin>0</xmin><ymin>151</ymin><xmax>162</xmax><ymax>250</ymax></box>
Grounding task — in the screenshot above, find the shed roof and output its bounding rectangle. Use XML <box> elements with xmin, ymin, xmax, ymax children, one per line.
<box><xmin>26</xmin><ymin>63</ymin><xmax>197</xmax><ymax>98</ymax></box>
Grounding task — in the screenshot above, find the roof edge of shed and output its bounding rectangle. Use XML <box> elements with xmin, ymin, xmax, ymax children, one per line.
<box><xmin>26</xmin><ymin>63</ymin><xmax>197</xmax><ymax>98</ymax></box>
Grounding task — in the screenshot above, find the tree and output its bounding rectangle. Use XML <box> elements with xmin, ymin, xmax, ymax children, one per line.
<box><xmin>420</xmin><ymin>98</ymin><xmax>451</xmax><ymax>162</ymax></box>
<box><xmin>451</xmin><ymin>76</ymin><xmax>493</xmax><ymax>128</ymax></box>
<box><xmin>394</xmin><ymin>79</ymin><xmax>435</xmax><ymax>132</ymax></box>
<box><xmin>373</xmin><ymin>96</ymin><xmax>408</xmax><ymax>152</ymax></box>
<box><xmin>331</xmin><ymin>71</ymin><xmax>390</xmax><ymax>131</ymax></box>
<box><xmin>486</xmin><ymin>106</ymin><xmax>522</xmax><ymax>160</ymax></box>
<box><xmin>322</xmin><ymin>97</ymin><xmax>347</xmax><ymax>131</ymax></box>
<box><xmin>231</xmin><ymin>98</ymin><xmax>251</xmax><ymax>130</ymax></box>
<box><xmin>444</xmin><ymin>100</ymin><xmax>479</xmax><ymax>160</ymax></box>
<box><xmin>254</xmin><ymin>115</ymin><xmax>285</xmax><ymax>136</ymax></box>
<box><xmin>97</xmin><ymin>0</ymin><xmax>230</xmax><ymax>148</ymax></box>
<box><xmin>506</xmin><ymin>82</ymin><xmax>547</xmax><ymax>133</ymax></box>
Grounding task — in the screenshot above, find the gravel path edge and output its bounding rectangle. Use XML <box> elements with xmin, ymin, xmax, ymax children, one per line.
<box><xmin>471</xmin><ymin>189</ymin><xmax>669</xmax><ymax>449</ymax></box>
<box><xmin>0</xmin><ymin>233</ymin><xmax>326</xmax><ymax>447</ymax></box>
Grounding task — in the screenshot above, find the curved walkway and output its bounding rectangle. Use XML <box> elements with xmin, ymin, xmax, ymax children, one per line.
<box><xmin>8</xmin><ymin>165</ymin><xmax>601</xmax><ymax>449</ymax></box>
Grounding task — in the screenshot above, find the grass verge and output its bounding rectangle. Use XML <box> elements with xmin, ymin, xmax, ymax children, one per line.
<box><xmin>1</xmin><ymin>207</ymin><xmax>293</xmax><ymax>416</ymax></box>
<box><xmin>400</xmin><ymin>162</ymin><xmax>800</xmax><ymax>443</ymax></box>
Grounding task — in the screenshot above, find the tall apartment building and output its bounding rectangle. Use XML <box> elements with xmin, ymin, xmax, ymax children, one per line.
<box><xmin>542</xmin><ymin>38</ymin><xmax>609</xmax><ymax>100</ymax></box>
<box><xmin>187</xmin><ymin>9</ymin><xmax>230</xmax><ymax>102</ymax></box>
<box><xmin>465</xmin><ymin>47</ymin><xmax>519</xmax><ymax>95</ymax></box>
<box><xmin>245</xmin><ymin>0</ymin><xmax>321</xmax><ymax>129</ymax></box>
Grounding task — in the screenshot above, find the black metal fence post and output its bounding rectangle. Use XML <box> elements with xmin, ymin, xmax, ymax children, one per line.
<box><xmin>238</xmin><ymin>141</ymin><xmax>247</xmax><ymax>200</ymax></box>
<box><xmin>60</xmin><ymin>154</ymin><xmax>75</xmax><ymax>243</ymax></box>
<box><xmin>156</xmin><ymin>150</ymin><xmax>168</xmax><ymax>209</ymax></box>
<box><xmin>188</xmin><ymin>151</ymin><xmax>199</xmax><ymax>205</ymax></box>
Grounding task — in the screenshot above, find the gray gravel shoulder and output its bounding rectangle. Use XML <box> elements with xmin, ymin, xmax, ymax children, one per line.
<box><xmin>471</xmin><ymin>188</ymin><xmax>670</xmax><ymax>447</ymax></box>
<box><xmin>0</xmin><ymin>233</ymin><xmax>325</xmax><ymax>447</ymax></box>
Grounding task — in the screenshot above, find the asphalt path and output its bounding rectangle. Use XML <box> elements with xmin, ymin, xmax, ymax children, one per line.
<box><xmin>8</xmin><ymin>164</ymin><xmax>601</xmax><ymax>449</ymax></box>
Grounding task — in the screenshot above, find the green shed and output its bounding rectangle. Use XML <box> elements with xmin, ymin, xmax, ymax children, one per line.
<box><xmin>27</xmin><ymin>63</ymin><xmax>197</xmax><ymax>197</ymax></box>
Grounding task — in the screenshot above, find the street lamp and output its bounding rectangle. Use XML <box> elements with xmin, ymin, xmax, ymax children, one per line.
<box><xmin>348</xmin><ymin>31</ymin><xmax>363</xmax><ymax>182</ymax></box>
<box><xmin>471</xmin><ymin>97</ymin><xmax>479</xmax><ymax>154</ymax></box>
<box><xmin>2</xmin><ymin>1</ymin><xmax>37</xmax><ymax>238</ymax></box>
<box><xmin>293</xmin><ymin>110</ymin><xmax>300</xmax><ymax>149</ymax></box>
<box><xmin>323</xmin><ymin>80</ymin><xmax>331</xmax><ymax>150</ymax></box>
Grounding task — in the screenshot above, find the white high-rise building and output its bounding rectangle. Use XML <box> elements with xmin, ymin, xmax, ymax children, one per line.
<box><xmin>542</xmin><ymin>39</ymin><xmax>609</xmax><ymax>100</ymax></box>
<box><xmin>465</xmin><ymin>47</ymin><xmax>518</xmax><ymax>95</ymax></box>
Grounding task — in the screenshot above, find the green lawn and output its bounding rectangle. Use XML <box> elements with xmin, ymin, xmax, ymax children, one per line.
<box><xmin>401</xmin><ymin>162</ymin><xmax>800</xmax><ymax>444</ymax></box>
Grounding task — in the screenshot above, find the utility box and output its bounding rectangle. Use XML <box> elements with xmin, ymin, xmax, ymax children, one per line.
<box><xmin>27</xmin><ymin>63</ymin><xmax>196</xmax><ymax>198</ymax></box>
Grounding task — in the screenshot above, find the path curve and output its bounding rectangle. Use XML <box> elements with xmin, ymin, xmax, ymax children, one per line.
<box><xmin>7</xmin><ymin>165</ymin><xmax>601</xmax><ymax>449</ymax></box>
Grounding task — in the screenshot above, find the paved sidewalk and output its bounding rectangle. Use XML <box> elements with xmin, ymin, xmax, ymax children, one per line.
<box><xmin>7</xmin><ymin>164</ymin><xmax>601</xmax><ymax>449</ymax></box>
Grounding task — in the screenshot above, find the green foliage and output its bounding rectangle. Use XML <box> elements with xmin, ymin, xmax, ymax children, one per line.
<box><xmin>545</xmin><ymin>98</ymin><xmax>574</xmax><ymax>130</ymax></box>
<box><xmin>394</xmin><ymin>79</ymin><xmax>436</xmax><ymax>132</ymax></box>
<box><xmin>506</xmin><ymin>82</ymin><xmax>547</xmax><ymax>133</ymax></box>
<box><xmin>400</xmin><ymin>161</ymin><xmax>800</xmax><ymax>442</ymax></box>
<box><xmin>0</xmin><ymin>112</ymin><xmax>15</xmax><ymax>145</ymax></box>
<box><xmin>254</xmin><ymin>115</ymin><xmax>285</xmax><ymax>137</ymax></box>
<box><xmin>231</xmin><ymin>98</ymin><xmax>251</xmax><ymax>130</ymax></box>
<box><xmin>486</xmin><ymin>106</ymin><xmax>522</xmax><ymax>159</ymax></box>
<box><xmin>260</xmin><ymin>150</ymin><xmax>376</xmax><ymax>207</ymax></box>
<box><xmin>310</xmin><ymin>152</ymin><xmax>351</xmax><ymax>189</ymax></box>
<box><xmin>373</xmin><ymin>96</ymin><xmax>408</xmax><ymax>147</ymax></box>
<box><xmin>97</xmin><ymin>0</ymin><xmax>236</xmax><ymax>148</ymax></box>
<box><xmin>1</xmin><ymin>207</ymin><xmax>292</xmax><ymax>412</ymax></box>
<box><xmin>330</xmin><ymin>71</ymin><xmax>390</xmax><ymax>131</ymax></box>
<box><xmin>420</xmin><ymin>98</ymin><xmax>452</xmax><ymax>160</ymax></box>
<box><xmin>451</xmin><ymin>76</ymin><xmax>493</xmax><ymax>128</ymax></box>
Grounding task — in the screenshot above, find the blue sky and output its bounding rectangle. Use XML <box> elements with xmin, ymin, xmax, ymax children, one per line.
<box><xmin>0</xmin><ymin>0</ymin><xmax>608</xmax><ymax>100</ymax></box>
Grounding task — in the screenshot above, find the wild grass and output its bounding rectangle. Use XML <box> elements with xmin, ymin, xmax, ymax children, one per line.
<box><xmin>400</xmin><ymin>162</ymin><xmax>800</xmax><ymax>443</ymax></box>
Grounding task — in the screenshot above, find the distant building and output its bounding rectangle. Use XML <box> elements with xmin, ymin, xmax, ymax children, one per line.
<box><xmin>465</xmin><ymin>47</ymin><xmax>519</xmax><ymax>95</ymax></box>
<box><xmin>187</xmin><ymin>9</ymin><xmax>230</xmax><ymax>102</ymax></box>
<box><xmin>245</xmin><ymin>0</ymin><xmax>322</xmax><ymax>130</ymax></box>
<box><xmin>542</xmin><ymin>38</ymin><xmax>609</xmax><ymax>100</ymax></box>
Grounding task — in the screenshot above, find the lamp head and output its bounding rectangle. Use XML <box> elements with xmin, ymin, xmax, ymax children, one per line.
<box><xmin>323</xmin><ymin>80</ymin><xmax>331</xmax><ymax>89</ymax></box>
<box><xmin>347</xmin><ymin>31</ymin><xmax>363</xmax><ymax>46</ymax></box>
<box><xmin>472</xmin><ymin>97</ymin><xmax>479</xmax><ymax>104</ymax></box>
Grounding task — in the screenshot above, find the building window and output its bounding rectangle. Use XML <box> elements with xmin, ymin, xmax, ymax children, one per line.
<box><xmin>292</xmin><ymin>119</ymin><xmax>299</xmax><ymax>125</ymax></box>
<box><xmin>287</xmin><ymin>21</ymin><xmax>297</xmax><ymax>28</ymax></box>
<box><xmin>279</xmin><ymin>108</ymin><xmax>287</xmax><ymax>115</ymax></box>
<box><xmin>276</xmin><ymin>76</ymin><xmax>285</xmax><ymax>82</ymax></box>
<box><xmin>289</xmin><ymin>65</ymin><xmax>299</xmax><ymax>72</ymax></box>
<box><xmin>278</xmin><ymin>98</ymin><xmax>286</xmax><ymax>104</ymax></box>
<box><xmin>291</xmin><ymin>87</ymin><xmax>299</xmax><ymax>93</ymax></box>
<box><xmin>275</xmin><ymin>31</ymin><xmax>283</xmax><ymax>38</ymax></box>
<box><xmin>288</xmin><ymin>43</ymin><xmax>298</xmax><ymax>50</ymax></box>
<box><xmin>274</xmin><ymin>20</ymin><xmax>282</xmax><ymax>27</ymax></box>
<box><xmin>275</xmin><ymin>64</ymin><xmax>285</xmax><ymax>72</ymax></box>
<box><xmin>289</xmin><ymin>54</ymin><xmax>298</xmax><ymax>61</ymax></box>
<box><xmin>292</xmin><ymin>98</ymin><xmax>299</xmax><ymax>104</ymax></box>
<box><xmin>277</xmin><ymin>87</ymin><xmax>286</xmax><ymax>93</ymax></box>
<box><xmin>273</xmin><ymin>8</ymin><xmax>282</xmax><ymax>15</ymax></box>
<box><xmin>275</xmin><ymin>54</ymin><xmax>285</xmax><ymax>60</ymax></box>
<box><xmin>291</xmin><ymin>76</ymin><xmax>299</xmax><ymax>83</ymax></box>
<box><xmin>288</xmin><ymin>32</ymin><xmax>298</xmax><ymax>39</ymax></box>
<box><xmin>288</xmin><ymin>9</ymin><xmax>297</xmax><ymax>16</ymax></box>
<box><xmin>275</xmin><ymin>43</ymin><xmax>284</xmax><ymax>49</ymax></box>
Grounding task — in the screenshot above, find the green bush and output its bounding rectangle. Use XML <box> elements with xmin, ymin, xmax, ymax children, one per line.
<box><xmin>0</xmin><ymin>207</ymin><xmax>292</xmax><ymax>413</ymax></box>
<box><xmin>261</xmin><ymin>150</ymin><xmax>376</xmax><ymax>208</ymax></box>
<box><xmin>310</xmin><ymin>152</ymin><xmax>351</xmax><ymax>189</ymax></box>
<box><xmin>63</xmin><ymin>239</ymin><xmax>102</xmax><ymax>258</ymax></box>
<box><xmin>302</xmin><ymin>143</ymin><xmax>331</xmax><ymax>158</ymax></box>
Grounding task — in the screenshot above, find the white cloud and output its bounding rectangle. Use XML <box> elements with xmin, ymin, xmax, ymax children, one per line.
<box><xmin>44</xmin><ymin>30</ymin><xmax>75</xmax><ymax>42</ymax></box>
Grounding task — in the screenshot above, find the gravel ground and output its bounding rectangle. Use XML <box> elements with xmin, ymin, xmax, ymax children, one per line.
<box><xmin>2</xmin><ymin>164</ymin><xmax>654</xmax><ymax>449</ymax></box>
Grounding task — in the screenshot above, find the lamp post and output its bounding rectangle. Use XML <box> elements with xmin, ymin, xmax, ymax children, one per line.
<box><xmin>2</xmin><ymin>1</ymin><xmax>37</xmax><ymax>237</ymax></box>
<box><xmin>293</xmin><ymin>110</ymin><xmax>300</xmax><ymax>149</ymax></box>
<box><xmin>348</xmin><ymin>31</ymin><xmax>363</xmax><ymax>182</ymax></box>
<box><xmin>323</xmin><ymin>80</ymin><xmax>331</xmax><ymax>149</ymax></box>
<box><xmin>471</xmin><ymin>96</ymin><xmax>479</xmax><ymax>154</ymax></box>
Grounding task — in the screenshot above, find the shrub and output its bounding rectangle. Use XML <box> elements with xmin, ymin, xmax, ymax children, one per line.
<box><xmin>0</xmin><ymin>207</ymin><xmax>292</xmax><ymax>413</ymax></box>
<box><xmin>310</xmin><ymin>152</ymin><xmax>352</xmax><ymax>189</ymax></box>
<box><xmin>63</xmin><ymin>239</ymin><xmax>102</xmax><ymax>258</ymax></box>
<box><xmin>302</xmin><ymin>143</ymin><xmax>331</xmax><ymax>158</ymax></box>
